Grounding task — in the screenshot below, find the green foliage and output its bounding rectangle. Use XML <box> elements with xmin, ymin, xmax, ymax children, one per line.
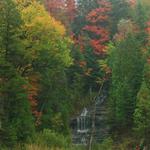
<box><xmin>108</xmin><ymin>35</ymin><xmax>144</xmax><ymax>129</ymax></box>
<box><xmin>1</xmin><ymin>0</ymin><xmax>150</xmax><ymax>148</ymax></box>
<box><xmin>133</xmin><ymin>1</ymin><xmax>149</xmax><ymax>44</ymax></box>
<box><xmin>0</xmin><ymin>63</ymin><xmax>35</xmax><ymax>147</ymax></box>
<box><xmin>0</xmin><ymin>0</ymin><xmax>23</xmax><ymax>67</ymax></box>
<box><xmin>134</xmin><ymin>62</ymin><xmax>150</xmax><ymax>147</ymax></box>
<box><xmin>92</xmin><ymin>137</ymin><xmax>114</xmax><ymax>150</ymax></box>
<box><xmin>0</xmin><ymin>0</ymin><xmax>35</xmax><ymax>147</ymax></box>
<box><xmin>134</xmin><ymin>1</ymin><xmax>148</xmax><ymax>30</ymax></box>
<box><xmin>109</xmin><ymin>0</ymin><xmax>131</xmax><ymax>37</ymax></box>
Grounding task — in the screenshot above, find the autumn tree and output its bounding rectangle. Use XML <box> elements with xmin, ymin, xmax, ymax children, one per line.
<box><xmin>72</xmin><ymin>0</ymin><xmax>112</xmax><ymax>91</ymax></box>
<box><xmin>67</xmin><ymin>0</ymin><xmax>112</xmax><ymax>96</ymax></box>
<box><xmin>45</xmin><ymin>0</ymin><xmax>65</xmax><ymax>14</ymax></box>
<box><xmin>83</xmin><ymin>0</ymin><xmax>112</xmax><ymax>55</ymax></box>
<box><xmin>19</xmin><ymin>1</ymin><xmax>72</xmax><ymax>134</ymax></box>
<box><xmin>66</xmin><ymin>0</ymin><xmax>76</xmax><ymax>23</ymax></box>
<box><xmin>44</xmin><ymin>0</ymin><xmax>68</xmax><ymax>25</ymax></box>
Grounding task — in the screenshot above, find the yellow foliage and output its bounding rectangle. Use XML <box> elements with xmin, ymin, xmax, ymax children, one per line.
<box><xmin>19</xmin><ymin>1</ymin><xmax>66</xmax><ymax>36</ymax></box>
<box><xmin>14</xmin><ymin>0</ymin><xmax>66</xmax><ymax>38</ymax></box>
<box><xmin>14</xmin><ymin>0</ymin><xmax>72</xmax><ymax>67</ymax></box>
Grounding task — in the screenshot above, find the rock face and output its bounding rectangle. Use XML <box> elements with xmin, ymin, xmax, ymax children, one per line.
<box><xmin>71</xmin><ymin>91</ymin><xmax>109</xmax><ymax>145</ymax></box>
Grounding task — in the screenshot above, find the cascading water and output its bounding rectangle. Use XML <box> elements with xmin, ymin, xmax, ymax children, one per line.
<box><xmin>71</xmin><ymin>107</ymin><xmax>90</xmax><ymax>145</ymax></box>
<box><xmin>77</xmin><ymin>108</ymin><xmax>89</xmax><ymax>133</ymax></box>
<box><xmin>71</xmin><ymin>90</ymin><xmax>109</xmax><ymax>145</ymax></box>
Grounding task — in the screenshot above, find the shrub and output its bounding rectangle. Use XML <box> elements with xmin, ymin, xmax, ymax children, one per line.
<box><xmin>32</xmin><ymin>129</ymin><xmax>70</xmax><ymax>149</ymax></box>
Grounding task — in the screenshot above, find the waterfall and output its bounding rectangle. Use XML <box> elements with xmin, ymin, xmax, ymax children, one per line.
<box><xmin>71</xmin><ymin>89</ymin><xmax>109</xmax><ymax>145</ymax></box>
<box><xmin>77</xmin><ymin>108</ymin><xmax>89</xmax><ymax>133</ymax></box>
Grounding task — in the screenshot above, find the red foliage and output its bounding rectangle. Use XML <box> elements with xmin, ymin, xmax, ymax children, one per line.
<box><xmin>45</xmin><ymin>0</ymin><xmax>65</xmax><ymax>12</ymax></box>
<box><xmin>146</xmin><ymin>21</ymin><xmax>150</xmax><ymax>34</ymax></box>
<box><xmin>44</xmin><ymin>0</ymin><xmax>66</xmax><ymax>23</ymax></box>
<box><xmin>66</xmin><ymin>0</ymin><xmax>76</xmax><ymax>22</ymax></box>
<box><xmin>45</xmin><ymin>0</ymin><xmax>76</xmax><ymax>26</ymax></box>
<box><xmin>86</xmin><ymin>0</ymin><xmax>111</xmax><ymax>23</ymax></box>
<box><xmin>83</xmin><ymin>0</ymin><xmax>111</xmax><ymax>55</ymax></box>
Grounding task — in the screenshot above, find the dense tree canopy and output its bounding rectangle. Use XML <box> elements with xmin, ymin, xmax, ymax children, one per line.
<box><xmin>1</xmin><ymin>0</ymin><xmax>150</xmax><ymax>149</ymax></box>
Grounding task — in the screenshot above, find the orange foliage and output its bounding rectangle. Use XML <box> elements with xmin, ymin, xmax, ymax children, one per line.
<box><xmin>146</xmin><ymin>21</ymin><xmax>150</xmax><ymax>42</ymax></box>
<box><xmin>28</xmin><ymin>75</ymin><xmax>42</xmax><ymax>126</ymax></box>
<box><xmin>79</xmin><ymin>61</ymin><xmax>87</xmax><ymax>67</ymax></box>
<box><xmin>83</xmin><ymin>0</ymin><xmax>111</xmax><ymax>55</ymax></box>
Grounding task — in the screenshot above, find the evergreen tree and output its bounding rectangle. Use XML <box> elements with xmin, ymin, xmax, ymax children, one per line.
<box><xmin>109</xmin><ymin>35</ymin><xmax>144</xmax><ymax>130</ymax></box>
<box><xmin>133</xmin><ymin>0</ymin><xmax>149</xmax><ymax>45</ymax></box>
<box><xmin>134</xmin><ymin>50</ymin><xmax>150</xmax><ymax>148</ymax></box>
<box><xmin>0</xmin><ymin>0</ymin><xmax>35</xmax><ymax>147</ymax></box>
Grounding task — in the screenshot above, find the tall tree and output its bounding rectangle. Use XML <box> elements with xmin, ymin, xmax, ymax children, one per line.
<box><xmin>134</xmin><ymin>60</ymin><xmax>150</xmax><ymax>148</ymax></box>
<box><xmin>83</xmin><ymin>0</ymin><xmax>112</xmax><ymax>55</ymax></box>
<box><xmin>19</xmin><ymin>1</ymin><xmax>72</xmax><ymax>134</ymax></box>
<box><xmin>108</xmin><ymin>33</ymin><xmax>144</xmax><ymax>130</ymax></box>
<box><xmin>0</xmin><ymin>63</ymin><xmax>35</xmax><ymax>147</ymax></box>
<box><xmin>0</xmin><ymin>0</ymin><xmax>35</xmax><ymax>147</ymax></box>
<box><xmin>66</xmin><ymin>0</ymin><xmax>76</xmax><ymax>23</ymax></box>
<box><xmin>133</xmin><ymin>20</ymin><xmax>150</xmax><ymax>149</ymax></box>
<box><xmin>44</xmin><ymin>0</ymin><xmax>66</xmax><ymax>24</ymax></box>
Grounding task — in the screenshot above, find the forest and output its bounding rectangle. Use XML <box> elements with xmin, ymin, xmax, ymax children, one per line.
<box><xmin>0</xmin><ymin>0</ymin><xmax>150</xmax><ymax>149</ymax></box>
